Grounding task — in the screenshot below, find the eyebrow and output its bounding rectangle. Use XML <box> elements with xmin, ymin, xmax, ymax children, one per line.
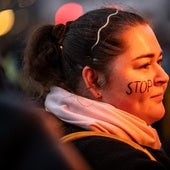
<box><xmin>132</xmin><ymin>51</ymin><xmax>163</xmax><ymax>61</ymax></box>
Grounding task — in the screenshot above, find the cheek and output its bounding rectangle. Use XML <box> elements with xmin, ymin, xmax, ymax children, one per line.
<box><xmin>125</xmin><ymin>79</ymin><xmax>153</xmax><ymax>95</ymax></box>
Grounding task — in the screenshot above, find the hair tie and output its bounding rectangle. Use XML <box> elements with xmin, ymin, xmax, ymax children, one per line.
<box><xmin>58</xmin><ymin>21</ymin><xmax>73</xmax><ymax>47</ymax></box>
<box><xmin>53</xmin><ymin>21</ymin><xmax>72</xmax><ymax>50</ymax></box>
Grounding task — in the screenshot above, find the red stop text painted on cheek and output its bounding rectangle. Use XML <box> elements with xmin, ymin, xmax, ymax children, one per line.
<box><xmin>126</xmin><ymin>80</ymin><xmax>152</xmax><ymax>95</ymax></box>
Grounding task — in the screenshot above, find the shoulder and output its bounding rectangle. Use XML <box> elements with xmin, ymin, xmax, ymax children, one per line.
<box><xmin>71</xmin><ymin>134</ymin><xmax>169</xmax><ymax>170</ymax></box>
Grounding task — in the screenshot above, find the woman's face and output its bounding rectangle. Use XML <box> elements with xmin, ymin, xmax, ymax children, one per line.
<box><xmin>101</xmin><ymin>24</ymin><xmax>169</xmax><ymax>125</ymax></box>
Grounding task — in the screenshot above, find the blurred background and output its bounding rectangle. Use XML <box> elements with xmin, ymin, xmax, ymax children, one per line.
<box><xmin>0</xmin><ymin>0</ymin><xmax>170</xmax><ymax>155</ymax></box>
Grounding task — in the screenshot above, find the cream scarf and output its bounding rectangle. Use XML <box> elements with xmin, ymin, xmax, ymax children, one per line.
<box><xmin>45</xmin><ymin>86</ymin><xmax>161</xmax><ymax>149</ymax></box>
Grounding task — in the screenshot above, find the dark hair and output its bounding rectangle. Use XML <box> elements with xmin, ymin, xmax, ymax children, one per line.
<box><xmin>23</xmin><ymin>7</ymin><xmax>147</xmax><ymax>100</ymax></box>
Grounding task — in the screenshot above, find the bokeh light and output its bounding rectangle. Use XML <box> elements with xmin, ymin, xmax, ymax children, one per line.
<box><xmin>55</xmin><ymin>2</ymin><xmax>83</xmax><ymax>24</ymax></box>
<box><xmin>0</xmin><ymin>9</ymin><xmax>15</xmax><ymax>36</ymax></box>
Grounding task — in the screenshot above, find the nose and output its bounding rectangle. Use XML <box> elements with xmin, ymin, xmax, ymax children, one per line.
<box><xmin>154</xmin><ymin>66</ymin><xmax>169</xmax><ymax>86</ymax></box>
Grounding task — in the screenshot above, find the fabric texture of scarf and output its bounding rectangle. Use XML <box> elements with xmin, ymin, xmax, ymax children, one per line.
<box><xmin>45</xmin><ymin>86</ymin><xmax>161</xmax><ymax>149</ymax></box>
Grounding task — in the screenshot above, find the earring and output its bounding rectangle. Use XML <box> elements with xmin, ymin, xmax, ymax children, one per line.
<box><xmin>96</xmin><ymin>92</ymin><xmax>102</xmax><ymax>99</ymax></box>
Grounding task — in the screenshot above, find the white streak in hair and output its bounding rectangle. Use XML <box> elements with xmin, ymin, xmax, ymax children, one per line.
<box><xmin>91</xmin><ymin>10</ymin><xmax>119</xmax><ymax>50</ymax></box>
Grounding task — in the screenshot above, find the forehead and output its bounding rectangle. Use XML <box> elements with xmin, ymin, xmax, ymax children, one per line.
<box><xmin>122</xmin><ymin>24</ymin><xmax>162</xmax><ymax>60</ymax></box>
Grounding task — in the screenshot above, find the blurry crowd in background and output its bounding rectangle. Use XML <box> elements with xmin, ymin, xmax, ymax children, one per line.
<box><xmin>0</xmin><ymin>0</ymin><xmax>170</xmax><ymax>157</ymax></box>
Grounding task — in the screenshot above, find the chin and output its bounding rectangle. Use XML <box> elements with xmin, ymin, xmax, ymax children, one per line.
<box><xmin>149</xmin><ymin>106</ymin><xmax>165</xmax><ymax>125</ymax></box>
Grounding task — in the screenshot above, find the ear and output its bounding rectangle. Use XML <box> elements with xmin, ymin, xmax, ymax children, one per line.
<box><xmin>82</xmin><ymin>66</ymin><xmax>102</xmax><ymax>99</ymax></box>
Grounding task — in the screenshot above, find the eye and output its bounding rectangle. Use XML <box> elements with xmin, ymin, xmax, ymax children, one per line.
<box><xmin>139</xmin><ymin>63</ymin><xmax>150</xmax><ymax>69</ymax></box>
<box><xmin>157</xmin><ymin>58</ymin><xmax>163</xmax><ymax>66</ymax></box>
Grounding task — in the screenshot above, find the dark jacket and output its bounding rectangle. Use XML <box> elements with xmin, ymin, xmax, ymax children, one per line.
<box><xmin>63</xmin><ymin>123</ymin><xmax>170</xmax><ymax>170</ymax></box>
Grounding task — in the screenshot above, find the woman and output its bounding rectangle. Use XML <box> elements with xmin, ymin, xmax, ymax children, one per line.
<box><xmin>23</xmin><ymin>7</ymin><xmax>170</xmax><ymax>169</ymax></box>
